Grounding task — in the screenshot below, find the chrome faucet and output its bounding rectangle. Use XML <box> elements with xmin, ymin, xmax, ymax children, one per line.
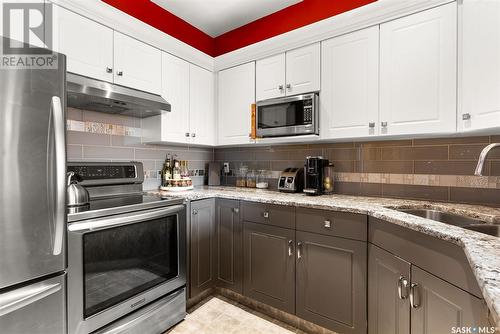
<box><xmin>474</xmin><ymin>143</ymin><xmax>500</xmax><ymax>176</ymax></box>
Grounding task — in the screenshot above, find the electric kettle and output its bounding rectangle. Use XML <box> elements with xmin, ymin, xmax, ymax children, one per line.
<box><xmin>66</xmin><ymin>171</ymin><xmax>89</xmax><ymax>206</ymax></box>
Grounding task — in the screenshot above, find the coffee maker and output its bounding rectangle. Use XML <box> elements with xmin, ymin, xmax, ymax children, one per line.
<box><xmin>303</xmin><ymin>156</ymin><xmax>330</xmax><ymax>195</ymax></box>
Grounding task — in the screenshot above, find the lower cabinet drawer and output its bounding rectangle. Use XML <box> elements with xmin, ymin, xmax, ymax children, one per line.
<box><xmin>241</xmin><ymin>201</ymin><xmax>295</xmax><ymax>229</ymax></box>
<box><xmin>296</xmin><ymin>207</ymin><xmax>367</xmax><ymax>241</ymax></box>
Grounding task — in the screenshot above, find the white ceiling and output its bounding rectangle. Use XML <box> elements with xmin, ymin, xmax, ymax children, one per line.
<box><xmin>151</xmin><ymin>0</ymin><xmax>303</xmax><ymax>37</ymax></box>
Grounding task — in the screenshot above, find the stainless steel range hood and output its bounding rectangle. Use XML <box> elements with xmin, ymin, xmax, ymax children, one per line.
<box><xmin>66</xmin><ymin>73</ymin><xmax>170</xmax><ymax>118</ymax></box>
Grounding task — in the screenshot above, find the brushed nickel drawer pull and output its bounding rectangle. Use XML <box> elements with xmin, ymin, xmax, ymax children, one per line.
<box><xmin>398</xmin><ymin>275</ymin><xmax>409</xmax><ymax>300</ymax></box>
<box><xmin>263</xmin><ymin>211</ymin><xmax>269</xmax><ymax>218</ymax></box>
<box><xmin>288</xmin><ymin>240</ymin><xmax>293</xmax><ymax>257</ymax></box>
<box><xmin>410</xmin><ymin>283</ymin><xmax>420</xmax><ymax>308</ymax></box>
<box><xmin>324</xmin><ymin>220</ymin><xmax>331</xmax><ymax>228</ymax></box>
<box><xmin>297</xmin><ymin>242</ymin><xmax>303</xmax><ymax>259</ymax></box>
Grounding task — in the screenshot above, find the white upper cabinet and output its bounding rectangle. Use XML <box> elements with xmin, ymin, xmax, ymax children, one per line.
<box><xmin>285</xmin><ymin>43</ymin><xmax>320</xmax><ymax>96</ymax></box>
<box><xmin>160</xmin><ymin>52</ymin><xmax>190</xmax><ymax>143</ymax></box>
<box><xmin>256</xmin><ymin>53</ymin><xmax>285</xmax><ymax>101</ymax></box>
<box><xmin>461</xmin><ymin>0</ymin><xmax>500</xmax><ymax>132</ymax></box>
<box><xmin>113</xmin><ymin>31</ymin><xmax>162</xmax><ymax>95</ymax></box>
<box><xmin>189</xmin><ymin>65</ymin><xmax>215</xmax><ymax>146</ymax></box>
<box><xmin>218</xmin><ymin>62</ymin><xmax>256</xmax><ymax>145</ymax></box>
<box><xmin>53</xmin><ymin>5</ymin><xmax>113</xmax><ymax>82</ymax></box>
<box><xmin>256</xmin><ymin>43</ymin><xmax>320</xmax><ymax>101</ymax></box>
<box><xmin>321</xmin><ymin>26</ymin><xmax>379</xmax><ymax>139</ymax></box>
<box><xmin>379</xmin><ymin>3</ymin><xmax>457</xmax><ymax>136</ymax></box>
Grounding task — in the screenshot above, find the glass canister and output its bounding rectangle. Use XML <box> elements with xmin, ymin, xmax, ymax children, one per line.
<box><xmin>246</xmin><ymin>170</ymin><xmax>257</xmax><ymax>188</ymax></box>
<box><xmin>323</xmin><ymin>163</ymin><xmax>335</xmax><ymax>194</ymax></box>
<box><xmin>256</xmin><ymin>170</ymin><xmax>270</xmax><ymax>189</ymax></box>
<box><xmin>236</xmin><ymin>165</ymin><xmax>248</xmax><ymax>187</ymax></box>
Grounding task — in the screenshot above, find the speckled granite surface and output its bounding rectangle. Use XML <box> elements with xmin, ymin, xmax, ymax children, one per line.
<box><xmin>150</xmin><ymin>186</ymin><xmax>500</xmax><ymax>327</ymax></box>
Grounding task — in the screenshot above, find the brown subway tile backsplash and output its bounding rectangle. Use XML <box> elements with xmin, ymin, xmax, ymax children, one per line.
<box><xmin>361</xmin><ymin>161</ymin><xmax>414</xmax><ymax>174</ymax></box>
<box><xmin>449</xmin><ymin>187</ymin><xmax>500</xmax><ymax>207</ymax></box>
<box><xmin>215</xmin><ymin>134</ymin><xmax>500</xmax><ymax>207</ymax></box>
<box><xmin>380</xmin><ymin>146</ymin><xmax>448</xmax><ymax>161</ymax></box>
<box><xmin>414</xmin><ymin>161</ymin><xmax>485</xmax><ymax>175</ymax></box>
<box><xmin>382</xmin><ymin>184</ymin><xmax>449</xmax><ymax>202</ymax></box>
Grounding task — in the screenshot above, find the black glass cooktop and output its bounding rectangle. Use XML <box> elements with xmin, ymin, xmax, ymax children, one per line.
<box><xmin>67</xmin><ymin>194</ymin><xmax>183</xmax><ymax>223</ymax></box>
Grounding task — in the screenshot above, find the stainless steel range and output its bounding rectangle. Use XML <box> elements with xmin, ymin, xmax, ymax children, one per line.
<box><xmin>66</xmin><ymin>161</ymin><xmax>186</xmax><ymax>334</ymax></box>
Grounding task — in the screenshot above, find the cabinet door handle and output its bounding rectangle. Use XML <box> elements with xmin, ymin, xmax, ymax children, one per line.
<box><xmin>288</xmin><ymin>240</ymin><xmax>293</xmax><ymax>257</ymax></box>
<box><xmin>381</xmin><ymin>121</ymin><xmax>388</xmax><ymax>128</ymax></box>
<box><xmin>192</xmin><ymin>209</ymin><xmax>198</xmax><ymax>215</ymax></box>
<box><xmin>297</xmin><ymin>242</ymin><xmax>303</xmax><ymax>259</ymax></box>
<box><xmin>286</xmin><ymin>83</ymin><xmax>291</xmax><ymax>89</ymax></box>
<box><xmin>369</xmin><ymin>122</ymin><xmax>375</xmax><ymax>128</ymax></box>
<box><xmin>409</xmin><ymin>283</ymin><xmax>420</xmax><ymax>308</ymax></box>
<box><xmin>462</xmin><ymin>113</ymin><xmax>471</xmax><ymax>121</ymax></box>
<box><xmin>324</xmin><ymin>220</ymin><xmax>331</xmax><ymax>228</ymax></box>
<box><xmin>191</xmin><ymin>133</ymin><xmax>196</xmax><ymax>138</ymax></box>
<box><xmin>233</xmin><ymin>207</ymin><xmax>239</xmax><ymax>214</ymax></box>
<box><xmin>263</xmin><ymin>211</ymin><xmax>269</xmax><ymax>218</ymax></box>
<box><xmin>116</xmin><ymin>71</ymin><xmax>123</xmax><ymax>76</ymax></box>
<box><xmin>106</xmin><ymin>67</ymin><xmax>113</xmax><ymax>73</ymax></box>
<box><xmin>278</xmin><ymin>85</ymin><xmax>284</xmax><ymax>91</ymax></box>
<box><xmin>397</xmin><ymin>275</ymin><xmax>409</xmax><ymax>300</ymax></box>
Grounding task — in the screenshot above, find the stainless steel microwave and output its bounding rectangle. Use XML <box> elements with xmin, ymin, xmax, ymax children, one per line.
<box><xmin>256</xmin><ymin>92</ymin><xmax>319</xmax><ymax>138</ymax></box>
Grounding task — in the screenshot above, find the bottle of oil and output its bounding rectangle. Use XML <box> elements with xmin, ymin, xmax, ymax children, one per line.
<box><xmin>161</xmin><ymin>154</ymin><xmax>172</xmax><ymax>186</ymax></box>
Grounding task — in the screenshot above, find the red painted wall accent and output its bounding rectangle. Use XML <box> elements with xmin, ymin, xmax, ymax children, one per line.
<box><xmin>102</xmin><ymin>0</ymin><xmax>216</xmax><ymax>56</ymax></box>
<box><xmin>102</xmin><ymin>0</ymin><xmax>376</xmax><ymax>57</ymax></box>
<box><xmin>214</xmin><ymin>0</ymin><xmax>376</xmax><ymax>56</ymax></box>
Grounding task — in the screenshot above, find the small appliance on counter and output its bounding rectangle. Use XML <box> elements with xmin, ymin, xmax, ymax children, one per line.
<box><xmin>303</xmin><ymin>156</ymin><xmax>333</xmax><ymax>195</ymax></box>
<box><xmin>278</xmin><ymin>168</ymin><xmax>304</xmax><ymax>193</ymax></box>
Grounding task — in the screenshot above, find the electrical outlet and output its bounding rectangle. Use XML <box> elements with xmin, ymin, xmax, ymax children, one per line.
<box><xmin>223</xmin><ymin>162</ymin><xmax>230</xmax><ymax>175</ymax></box>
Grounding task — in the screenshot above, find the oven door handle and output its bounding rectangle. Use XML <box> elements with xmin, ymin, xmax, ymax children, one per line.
<box><xmin>68</xmin><ymin>205</ymin><xmax>185</xmax><ymax>232</ymax></box>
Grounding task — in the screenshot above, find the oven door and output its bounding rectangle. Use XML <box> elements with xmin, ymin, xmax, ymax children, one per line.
<box><xmin>256</xmin><ymin>93</ymin><xmax>319</xmax><ymax>137</ymax></box>
<box><xmin>67</xmin><ymin>204</ymin><xmax>186</xmax><ymax>334</ymax></box>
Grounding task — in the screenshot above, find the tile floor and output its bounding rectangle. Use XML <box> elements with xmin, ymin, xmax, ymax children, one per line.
<box><xmin>166</xmin><ymin>297</ymin><xmax>301</xmax><ymax>334</ymax></box>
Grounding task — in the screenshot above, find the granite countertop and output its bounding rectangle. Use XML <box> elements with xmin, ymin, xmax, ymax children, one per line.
<box><xmin>149</xmin><ymin>186</ymin><xmax>500</xmax><ymax>327</ymax></box>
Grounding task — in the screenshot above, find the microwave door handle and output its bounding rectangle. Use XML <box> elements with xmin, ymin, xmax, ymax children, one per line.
<box><xmin>68</xmin><ymin>204</ymin><xmax>186</xmax><ymax>232</ymax></box>
<box><xmin>48</xmin><ymin>96</ymin><xmax>65</xmax><ymax>256</ymax></box>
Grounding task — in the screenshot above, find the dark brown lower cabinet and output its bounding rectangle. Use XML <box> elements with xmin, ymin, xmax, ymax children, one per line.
<box><xmin>215</xmin><ymin>199</ymin><xmax>242</xmax><ymax>293</ymax></box>
<box><xmin>410</xmin><ymin>266</ymin><xmax>486</xmax><ymax>334</ymax></box>
<box><xmin>368</xmin><ymin>244</ymin><xmax>411</xmax><ymax>334</ymax></box>
<box><xmin>189</xmin><ymin>199</ymin><xmax>216</xmax><ymax>298</ymax></box>
<box><xmin>243</xmin><ymin>221</ymin><xmax>295</xmax><ymax>314</ymax></box>
<box><xmin>296</xmin><ymin>231</ymin><xmax>367</xmax><ymax>334</ymax></box>
<box><xmin>368</xmin><ymin>244</ymin><xmax>487</xmax><ymax>334</ymax></box>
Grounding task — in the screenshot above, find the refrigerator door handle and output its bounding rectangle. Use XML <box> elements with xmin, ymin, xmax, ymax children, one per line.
<box><xmin>50</xmin><ymin>96</ymin><xmax>65</xmax><ymax>256</ymax></box>
<box><xmin>0</xmin><ymin>282</ymin><xmax>61</xmax><ymax>317</ymax></box>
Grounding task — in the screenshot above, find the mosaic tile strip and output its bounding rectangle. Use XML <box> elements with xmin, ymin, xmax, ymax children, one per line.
<box><xmin>66</xmin><ymin>119</ymin><xmax>141</xmax><ymax>137</ymax></box>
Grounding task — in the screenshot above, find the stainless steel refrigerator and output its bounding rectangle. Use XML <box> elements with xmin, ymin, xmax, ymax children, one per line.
<box><xmin>0</xmin><ymin>37</ymin><xmax>67</xmax><ymax>334</ymax></box>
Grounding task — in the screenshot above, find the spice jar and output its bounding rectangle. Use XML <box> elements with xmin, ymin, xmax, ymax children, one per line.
<box><xmin>236</xmin><ymin>165</ymin><xmax>248</xmax><ymax>187</ymax></box>
<box><xmin>246</xmin><ymin>170</ymin><xmax>257</xmax><ymax>188</ymax></box>
<box><xmin>256</xmin><ymin>170</ymin><xmax>270</xmax><ymax>189</ymax></box>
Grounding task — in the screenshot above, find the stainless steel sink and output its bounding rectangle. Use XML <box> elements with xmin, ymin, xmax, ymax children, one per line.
<box><xmin>399</xmin><ymin>209</ymin><xmax>486</xmax><ymax>227</ymax></box>
<box><xmin>463</xmin><ymin>224</ymin><xmax>500</xmax><ymax>237</ymax></box>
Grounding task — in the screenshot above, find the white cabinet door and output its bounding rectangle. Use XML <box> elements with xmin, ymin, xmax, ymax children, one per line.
<box><xmin>461</xmin><ymin>0</ymin><xmax>500</xmax><ymax>132</ymax></box>
<box><xmin>189</xmin><ymin>65</ymin><xmax>215</xmax><ymax>146</ymax></box>
<box><xmin>160</xmin><ymin>52</ymin><xmax>190</xmax><ymax>143</ymax></box>
<box><xmin>285</xmin><ymin>43</ymin><xmax>320</xmax><ymax>96</ymax></box>
<box><xmin>113</xmin><ymin>31</ymin><xmax>162</xmax><ymax>94</ymax></box>
<box><xmin>321</xmin><ymin>27</ymin><xmax>379</xmax><ymax>139</ymax></box>
<box><xmin>218</xmin><ymin>62</ymin><xmax>255</xmax><ymax>145</ymax></box>
<box><xmin>380</xmin><ymin>3</ymin><xmax>457</xmax><ymax>136</ymax></box>
<box><xmin>256</xmin><ymin>53</ymin><xmax>285</xmax><ymax>101</ymax></box>
<box><xmin>53</xmin><ymin>5</ymin><xmax>113</xmax><ymax>82</ymax></box>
